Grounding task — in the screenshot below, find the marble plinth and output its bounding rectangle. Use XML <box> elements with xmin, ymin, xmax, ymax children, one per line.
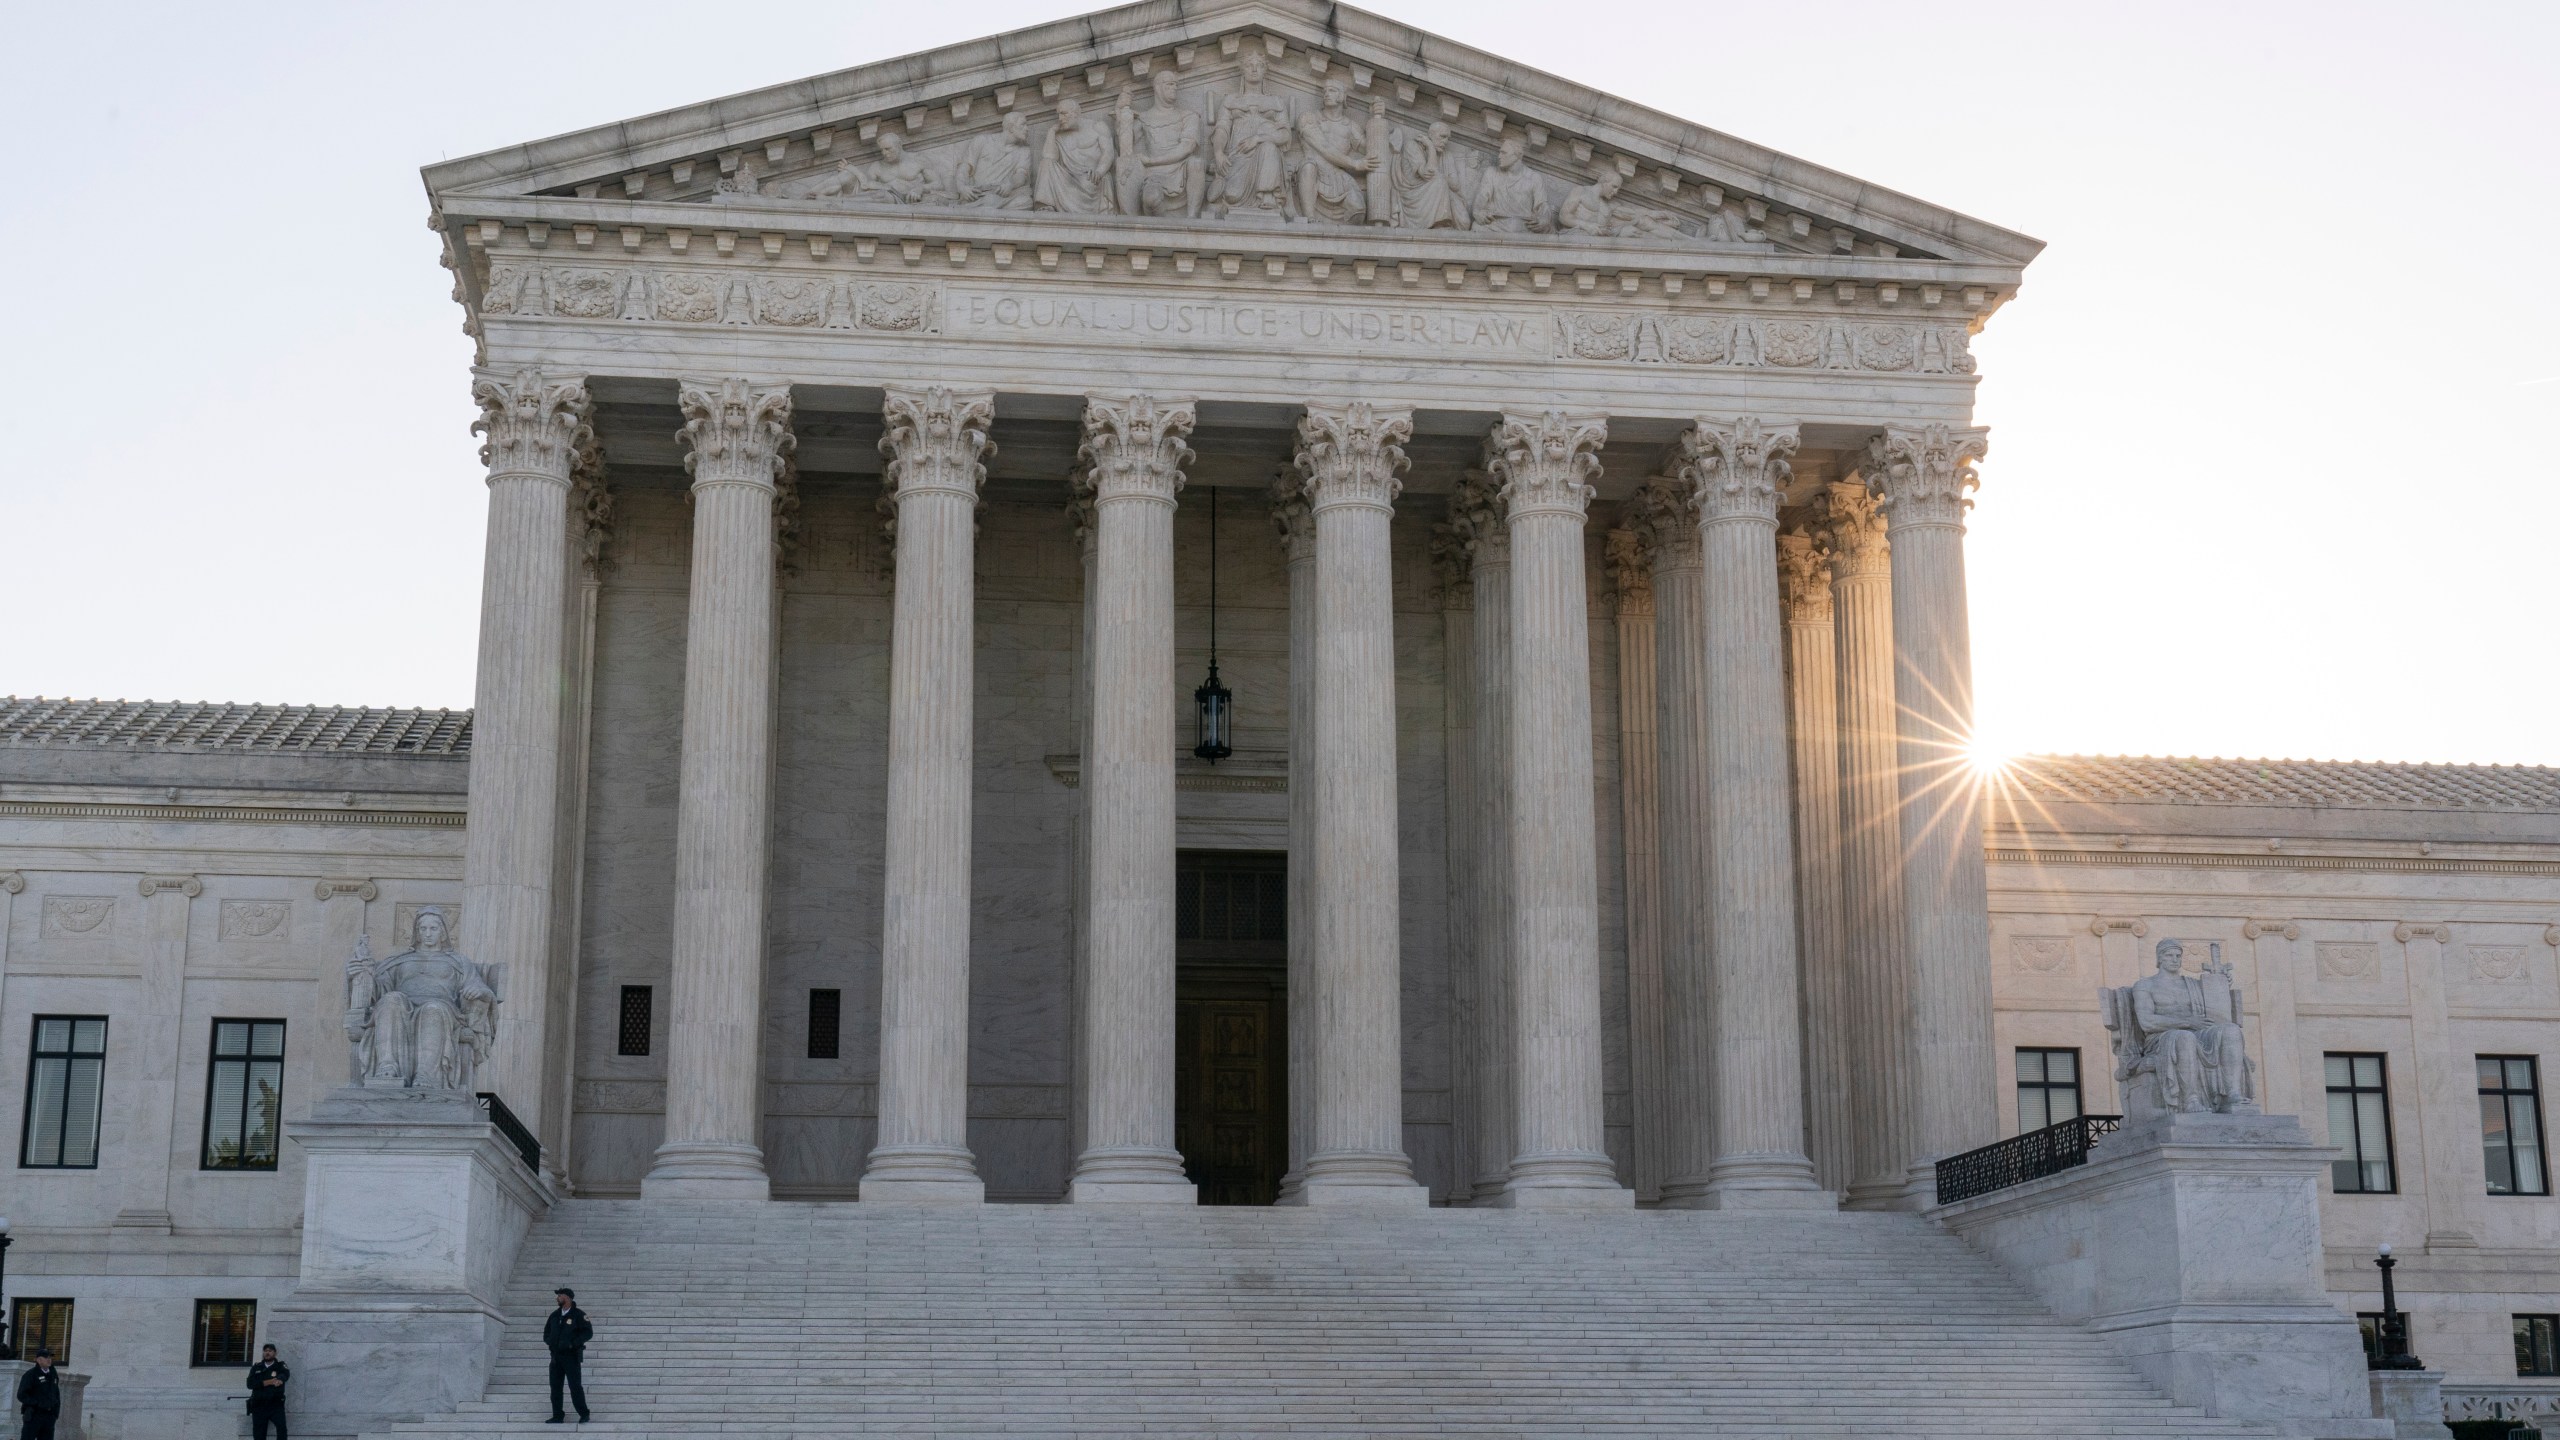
<box><xmin>2368</xmin><ymin>1371</ymin><xmax>2454</xmax><ymax>1439</ymax></box>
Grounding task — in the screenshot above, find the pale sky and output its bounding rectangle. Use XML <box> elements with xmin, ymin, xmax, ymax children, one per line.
<box><xmin>3</xmin><ymin>2</ymin><xmax>2553</xmax><ymax>764</ymax></box>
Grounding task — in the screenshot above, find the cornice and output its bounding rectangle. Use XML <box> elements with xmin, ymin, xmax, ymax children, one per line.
<box><xmin>1988</xmin><ymin>844</ymin><xmax>2560</xmax><ymax>880</ymax></box>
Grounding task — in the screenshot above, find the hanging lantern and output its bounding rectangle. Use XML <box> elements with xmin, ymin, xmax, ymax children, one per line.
<box><xmin>1192</xmin><ymin>487</ymin><xmax>1234</xmax><ymax>762</ymax></box>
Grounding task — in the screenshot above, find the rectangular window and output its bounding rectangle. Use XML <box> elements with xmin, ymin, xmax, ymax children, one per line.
<box><xmin>201</xmin><ymin>1019</ymin><xmax>286</xmax><ymax>1171</ymax></box>
<box><xmin>2480</xmin><ymin>1056</ymin><xmax>2549</xmax><ymax>1197</ymax></box>
<box><xmin>2015</xmin><ymin>1047</ymin><xmax>2083</xmax><ymax>1132</ymax></box>
<box><xmin>11</xmin><ymin>1299</ymin><xmax>73</xmax><ymax>1364</ymax></box>
<box><xmin>808</xmin><ymin>988</ymin><xmax>841</xmax><ymax>1060</ymax></box>
<box><xmin>21</xmin><ymin>1016</ymin><xmax>108</xmax><ymax>1168</ymax></box>
<box><xmin>191</xmin><ymin>1299</ymin><xmax>257</xmax><ymax>1367</ymax></box>
<box><xmin>617</xmin><ymin>986</ymin><xmax>652</xmax><ymax>1057</ymax></box>
<box><xmin>2519</xmin><ymin>1315</ymin><xmax>2560</xmax><ymax>1377</ymax></box>
<box><xmin>2326</xmin><ymin>1053</ymin><xmax>2396</xmax><ymax>1194</ymax></box>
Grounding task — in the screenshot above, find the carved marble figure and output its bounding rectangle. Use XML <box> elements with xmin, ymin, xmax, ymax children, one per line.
<box><xmin>1034</xmin><ymin>96</ymin><xmax>1119</xmax><ymax>214</ymax></box>
<box><xmin>1115</xmin><ymin>71</ymin><xmax>1205</xmax><ymax>218</ymax></box>
<box><xmin>2102</xmin><ymin>939</ymin><xmax>2258</xmax><ymax>1117</ymax></box>
<box><xmin>343</xmin><ymin>906</ymin><xmax>500</xmax><ymax>1093</ymax></box>
<box><xmin>856</xmin><ymin>131</ymin><xmax>949</xmax><ymax>205</ymax></box>
<box><xmin>1388</xmin><ymin>120</ymin><xmax>1469</xmax><ymax>230</ymax></box>
<box><xmin>953</xmin><ymin>112</ymin><xmax>1036</xmax><ymax>209</ymax></box>
<box><xmin>1294</xmin><ymin>77</ymin><xmax>1378</xmax><ymax>225</ymax></box>
<box><xmin>1470</xmin><ymin>133</ymin><xmax>1552</xmax><ymax>234</ymax></box>
<box><xmin>1209</xmin><ymin>49</ymin><xmax>1293</xmax><ymax>219</ymax></box>
<box><xmin>1558</xmin><ymin>170</ymin><xmax>1690</xmax><ymax>240</ymax></box>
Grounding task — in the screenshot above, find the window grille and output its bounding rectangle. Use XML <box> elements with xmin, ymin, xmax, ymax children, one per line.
<box><xmin>617</xmin><ymin>986</ymin><xmax>653</xmax><ymax>1057</ymax></box>
<box><xmin>808</xmin><ymin>988</ymin><xmax>841</xmax><ymax>1060</ymax></box>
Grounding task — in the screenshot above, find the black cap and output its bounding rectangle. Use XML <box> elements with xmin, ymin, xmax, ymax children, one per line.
<box><xmin>30</xmin><ymin>1347</ymin><xmax>51</xmax><ymax>1359</ymax></box>
<box><xmin>262</xmin><ymin>1343</ymin><xmax>278</xmax><ymax>1352</ymax></box>
<box><xmin>554</xmin><ymin>1287</ymin><xmax>575</xmax><ymax>1300</ymax></box>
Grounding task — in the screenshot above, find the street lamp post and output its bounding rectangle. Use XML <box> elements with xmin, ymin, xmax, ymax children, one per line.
<box><xmin>0</xmin><ymin>1215</ymin><xmax>14</xmax><ymax>1360</ymax></box>
<box><xmin>2370</xmin><ymin>1242</ymin><xmax>2423</xmax><ymax>1371</ymax></box>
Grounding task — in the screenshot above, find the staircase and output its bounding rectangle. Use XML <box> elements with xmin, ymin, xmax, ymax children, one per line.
<box><xmin>368</xmin><ymin>1200</ymin><xmax>2285</xmax><ymax>1438</ymax></box>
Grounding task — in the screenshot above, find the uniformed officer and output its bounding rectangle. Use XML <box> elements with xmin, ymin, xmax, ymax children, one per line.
<box><xmin>245</xmin><ymin>1342</ymin><xmax>291</xmax><ymax>1439</ymax></box>
<box><xmin>542</xmin><ymin>1286</ymin><xmax>593</xmax><ymax>1424</ymax></box>
<box><xmin>14</xmin><ymin>1347</ymin><xmax>61</xmax><ymax>1440</ymax></box>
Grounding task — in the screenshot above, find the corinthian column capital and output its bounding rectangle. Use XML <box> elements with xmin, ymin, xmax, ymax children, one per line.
<box><xmin>1624</xmin><ymin>474</ymin><xmax>1703</xmax><ymax>572</ymax></box>
<box><xmin>471</xmin><ymin>368</ymin><xmax>592</xmax><ymax>485</ymax></box>
<box><xmin>1294</xmin><ymin>402</ymin><xmax>1412</xmax><ymax>513</ymax></box>
<box><xmin>1819</xmin><ymin>479</ymin><xmax>1890</xmax><ymax>579</ymax></box>
<box><xmin>1776</xmin><ymin>529</ymin><xmax>1834</xmax><ymax>624</ymax></box>
<box><xmin>880</xmin><ymin>387</ymin><xmax>996</xmax><ymax>503</ymax></box>
<box><xmin>1604</xmin><ymin>529</ymin><xmax>1653</xmax><ymax>617</ymax></box>
<box><xmin>677</xmin><ymin>379</ymin><xmax>795</xmax><ymax>492</ymax></box>
<box><xmin>1269</xmin><ymin>471</ymin><xmax>1316</xmax><ymax>564</ymax></box>
<box><xmin>1078</xmin><ymin>393</ymin><xmax>1196</xmax><ymax>504</ymax></box>
<box><xmin>1448</xmin><ymin>470</ymin><xmax>1512</xmax><ymax>567</ymax></box>
<box><xmin>1679</xmin><ymin>417</ymin><xmax>1800</xmax><ymax>525</ymax></box>
<box><xmin>1489</xmin><ymin>412</ymin><xmax>1606</xmax><ymax>520</ymax></box>
<box><xmin>1869</xmin><ymin>424</ymin><xmax>1990</xmax><ymax>530</ymax></box>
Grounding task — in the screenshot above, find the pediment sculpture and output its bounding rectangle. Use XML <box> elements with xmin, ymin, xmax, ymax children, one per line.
<box><xmin>343</xmin><ymin>905</ymin><xmax>502</xmax><ymax>1094</ymax></box>
<box><xmin>701</xmin><ymin>51</ymin><xmax>1774</xmax><ymax>245</ymax></box>
<box><xmin>2101</xmin><ymin>939</ymin><xmax>2259</xmax><ymax>1118</ymax></box>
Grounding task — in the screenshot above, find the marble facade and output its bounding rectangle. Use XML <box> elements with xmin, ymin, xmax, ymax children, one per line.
<box><xmin>4</xmin><ymin>1</ymin><xmax>2558</xmax><ymax>1433</ymax></box>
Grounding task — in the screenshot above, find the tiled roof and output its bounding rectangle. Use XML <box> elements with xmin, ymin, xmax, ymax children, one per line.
<box><xmin>2007</xmin><ymin>754</ymin><xmax>2560</xmax><ymax>811</ymax></box>
<box><xmin>0</xmin><ymin>698</ymin><xmax>472</xmax><ymax>755</ymax></box>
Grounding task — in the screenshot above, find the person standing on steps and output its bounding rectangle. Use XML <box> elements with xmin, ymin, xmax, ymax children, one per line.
<box><xmin>245</xmin><ymin>1343</ymin><xmax>291</xmax><ymax>1438</ymax></box>
<box><xmin>14</xmin><ymin>1347</ymin><xmax>61</xmax><ymax>1440</ymax></box>
<box><xmin>543</xmin><ymin>1287</ymin><xmax>593</xmax><ymax>1425</ymax></box>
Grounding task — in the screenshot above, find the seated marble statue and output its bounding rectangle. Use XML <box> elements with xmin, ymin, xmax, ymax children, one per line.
<box><xmin>1559</xmin><ymin>171</ymin><xmax>1689</xmax><ymax>240</ymax></box>
<box><xmin>344</xmin><ymin>906</ymin><xmax>500</xmax><ymax>1093</ymax></box>
<box><xmin>2102</xmin><ymin>939</ymin><xmax>2257</xmax><ymax>1117</ymax></box>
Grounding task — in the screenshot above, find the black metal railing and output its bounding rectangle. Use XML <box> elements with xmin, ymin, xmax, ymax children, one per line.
<box><xmin>476</xmin><ymin>1091</ymin><xmax>542</xmax><ymax>1175</ymax></box>
<box><xmin>1935</xmin><ymin>1114</ymin><xmax>2122</xmax><ymax>1206</ymax></box>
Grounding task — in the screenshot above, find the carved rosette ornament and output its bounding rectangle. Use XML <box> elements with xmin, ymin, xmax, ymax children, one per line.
<box><xmin>1818</xmin><ymin>479</ymin><xmax>1889</xmax><ymax>580</ymax></box>
<box><xmin>881</xmin><ymin>386</ymin><xmax>997</xmax><ymax>503</ymax></box>
<box><xmin>1077</xmin><ymin>393</ymin><xmax>1196</xmax><ymax>504</ymax></box>
<box><xmin>1488</xmin><ymin>411</ymin><xmax>1607</xmax><ymax>520</ymax></box>
<box><xmin>1294</xmin><ymin>402</ymin><xmax>1413</xmax><ymax>513</ymax></box>
<box><xmin>1269</xmin><ymin>470</ymin><xmax>1315</xmax><ymax>564</ymax></box>
<box><xmin>1776</xmin><ymin>529</ymin><xmax>1834</xmax><ymax>624</ymax></box>
<box><xmin>1869</xmin><ymin>424</ymin><xmax>1990</xmax><ymax>530</ymax></box>
<box><xmin>1604</xmin><ymin>529</ymin><xmax>1653</xmax><ymax>617</ymax></box>
<box><xmin>471</xmin><ymin>369</ymin><xmax>592</xmax><ymax>486</ymax></box>
<box><xmin>1624</xmin><ymin>474</ymin><xmax>1703</xmax><ymax>570</ymax></box>
<box><xmin>1679</xmin><ymin>417</ymin><xmax>1801</xmax><ymax>526</ymax></box>
<box><xmin>676</xmin><ymin>379</ymin><xmax>796</xmax><ymax>491</ymax></box>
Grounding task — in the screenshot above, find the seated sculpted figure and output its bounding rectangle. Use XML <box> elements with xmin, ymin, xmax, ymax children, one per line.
<box><xmin>2102</xmin><ymin>939</ymin><xmax>2257</xmax><ymax>1117</ymax></box>
<box><xmin>952</xmin><ymin>112</ymin><xmax>1036</xmax><ymax>210</ymax></box>
<box><xmin>345</xmin><ymin>906</ymin><xmax>501</xmax><ymax>1093</ymax></box>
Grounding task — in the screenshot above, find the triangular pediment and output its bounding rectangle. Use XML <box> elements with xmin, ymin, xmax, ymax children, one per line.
<box><xmin>424</xmin><ymin>0</ymin><xmax>2039</xmax><ymax>270</ymax></box>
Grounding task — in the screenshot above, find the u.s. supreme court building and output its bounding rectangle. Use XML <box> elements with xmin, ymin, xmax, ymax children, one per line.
<box><xmin>5</xmin><ymin>3</ymin><xmax>2558</xmax><ymax>1436</ymax></box>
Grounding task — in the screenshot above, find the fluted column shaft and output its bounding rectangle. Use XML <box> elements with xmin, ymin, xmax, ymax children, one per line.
<box><xmin>1289</xmin><ymin>403</ymin><xmax>1426</xmax><ymax>1205</ymax></box>
<box><xmin>1070</xmin><ymin>394</ymin><xmax>1199</xmax><ymax>1203</ymax></box>
<box><xmin>1272</xmin><ymin>478</ymin><xmax>1317</xmax><ymax>1200</ymax></box>
<box><xmin>1682</xmin><ymin>419</ymin><xmax>1824</xmax><ymax>1206</ymax></box>
<box><xmin>1456</xmin><ymin>476</ymin><xmax>1518</xmax><ymax>1203</ymax></box>
<box><xmin>1605</xmin><ymin>530</ymin><xmax>1666</xmax><ymax>1204</ymax></box>
<box><xmin>863</xmin><ymin>388</ymin><xmax>996</xmax><ymax>1202</ymax></box>
<box><xmin>1632</xmin><ymin>481</ymin><xmax>1716</xmax><ymax>1206</ymax></box>
<box><xmin>1872</xmin><ymin>425</ymin><xmax>1998</xmax><ymax>1195</ymax></box>
<box><xmin>1826</xmin><ymin>480</ymin><xmax>1917</xmax><ymax>1208</ymax></box>
<box><xmin>1432</xmin><ymin>535</ymin><xmax>1478</xmax><ymax>1204</ymax></box>
<box><xmin>1488</xmin><ymin>412</ymin><xmax>1632</xmax><ymax>1207</ymax></box>
<box><xmin>1780</xmin><ymin>530</ymin><xmax>1854</xmax><ymax>1193</ymax></box>
<box><xmin>461</xmin><ymin>369</ymin><xmax>589</xmax><ymax>1142</ymax></box>
<box><xmin>646</xmin><ymin>378</ymin><xmax>793</xmax><ymax>1199</ymax></box>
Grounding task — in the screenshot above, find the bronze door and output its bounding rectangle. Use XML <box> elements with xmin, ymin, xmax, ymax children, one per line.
<box><xmin>1173</xmin><ymin>851</ymin><xmax>1288</xmax><ymax>1205</ymax></box>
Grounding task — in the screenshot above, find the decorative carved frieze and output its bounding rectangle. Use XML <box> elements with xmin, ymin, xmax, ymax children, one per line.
<box><xmin>1555</xmin><ymin>310</ymin><xmax>1970</xmax><ymax>374</ymax></box>
<box><xmin>1076</xmin><ymin>393</ymin><xmax>1196</xmax><ymax>503</ymax></box>
<box><xmin>1869</xmin><ymin>424</ymin><xmax>1990</xmax><ymax>530</ymax></box>
<box><xmin>1293</xmin><ymin>402</ymin><xmax>1411</xmax><ymax>512</ymax></box>
<box><xmin>470</xmin><ymin>368</ymin><xmax>592</xmax><ymax>483</ymax></box>
<box><xmin>1775</xmin><ymin>529</ymin><xmax>1832</xmax><ymax>624</ymax></box>
<box><xmin>1679</xmin><ymin>417</ymin><xmax>1799</xmax><ymax>525</ymax></box>
<box><xmin>218</xmin><ymin>900</ymin><xmax>292</xmax><ymax>942</ymax></box>
<box><xmin>676</xmin><ymin>379</ymin><xmax>796</xmax><ymax>491</ymax></box>
<box><xmin>1487</xmin><ymin>411</ymin><xmax>1604</xmax><ymax>519</ymax></box>
<box><xmin>485</xmin><ymin>266</ymin><xmax>939</xmax><ymax>334</ymax></box>
<box><xmin>42</xmin><ymin>895</ymin><xmax>115</xmax><ymax>936</ymax></box>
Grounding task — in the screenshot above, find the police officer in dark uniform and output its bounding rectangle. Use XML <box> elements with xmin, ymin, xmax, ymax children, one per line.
<box><xmin>14</xmin><ymin>1347</ymin><xmax>61</xmax><ymax>1440</ymax></box>
<box><xmin>245</xmin><ymin>1342</ymin><xmax>290</xmax><ymax>1439</ymax></box>
<box><xmin>542</xmin><ymin>1286</ymin><xmax>592</xmax><ymax>1424</ymax></box>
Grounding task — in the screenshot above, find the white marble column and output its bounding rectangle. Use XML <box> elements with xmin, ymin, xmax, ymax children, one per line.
<box><xmin>2399</xmin><ymin>922</ymin><xmax>2480</xmax><ymax>1252</ymax></box>
<box><xmin>1431</xmin><ymin>529</ymin><xmax>1479</xmax><ymax>1204</ymax></box>
<box><xmin>1286</xmin><ymin>402</ymin><xmax>1426</xmax><ymax>1205</ymax></box>
<box><xmin>1605</xmin><ymin>529</ymin><xmax>1667</xmax><ymax>1205</ymax></box>
<box><xmin>1869</xmin><ymin>425</ymin><xmax>1998</xmax><ymax>1197</ymax></box>
<box><xmin>1451</xmin><ymin>470</ymin><xmax>1517</xmax><ymax>1203</ymax></box>
<box><xmin>1069</xmin><ymin>392</ymin><xmax>1199</xmax><ymax>1204</ymax></box>
<box><xmin>1779</xmin><ymin>528</ymin><xmax>1855</xmax><ymax>1194</ymax></box>
<box><xmin>1824</xmin><ymin>478</ymin><xmax>1918</xmax><ymax>1207</ymax></box>
<box><xmin>862</xmin><ymin>387</ymin><xmax>996</xmax><ymax>1203</ymax></box>
<box><xmin>643</xmin><ymin>378</ymin><xmax>793</xmax><ymax>1200</ymax></box>
<box><xmin>2243</xmin><ymin>919</ymin><xmax>2305</xmax><ymax>1119</ymax></box>
<box><xmin>1487</xmin><ymin>412</ymin><xmax>1632</xmax><ymax>1207</ymax></box>
<box><xmin>1680</xmin><ymin>418</ymin><xmax>1825</xmax><ymax>1206</ymax></box>
<box><xmin>462</xmin><ymin>369</ymin><xmax>590</xmax><ymax>1141</ymax></box>
<box><xmin>1271</xmin><ymin>472</ymin><xmax>1317</xmax><ymax>1201</ymax></box>
<box><xmin>1628</xmin><ymin>476</ymin><xmax>1716</xmax><ymax>1207</ymax></box>
<box><xmin>540</xmin><ymin>464</ymin><xmax>611</xmax><ymax>1186</ymax></box>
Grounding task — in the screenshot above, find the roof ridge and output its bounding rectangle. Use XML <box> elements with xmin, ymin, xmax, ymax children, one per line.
<box><xmin>0</xmin><ymin>697</ymin><xmax>473</xmax><ymax>756</ymax></box>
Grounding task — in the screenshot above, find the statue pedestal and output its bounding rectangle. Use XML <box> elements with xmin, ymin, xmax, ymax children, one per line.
<box><xmin>0</xmin><ymin>1363</ymin><xmax>87</xmax><ymax>1440</ymax></box>
<box><xmin>266</xmin><ymin>1089</ymin><xmax>553</xmax><ymax>1438</ymax></box>
<box><xmin>1933</xmin><ymin>1110</ymin><xmax>2393</xmax><ymax>1439</ymax></box>
<box><xmin>2369</xmin><ymin>1371</ymin><xmax>2454</xmax><ymax>1438</ymax></box>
